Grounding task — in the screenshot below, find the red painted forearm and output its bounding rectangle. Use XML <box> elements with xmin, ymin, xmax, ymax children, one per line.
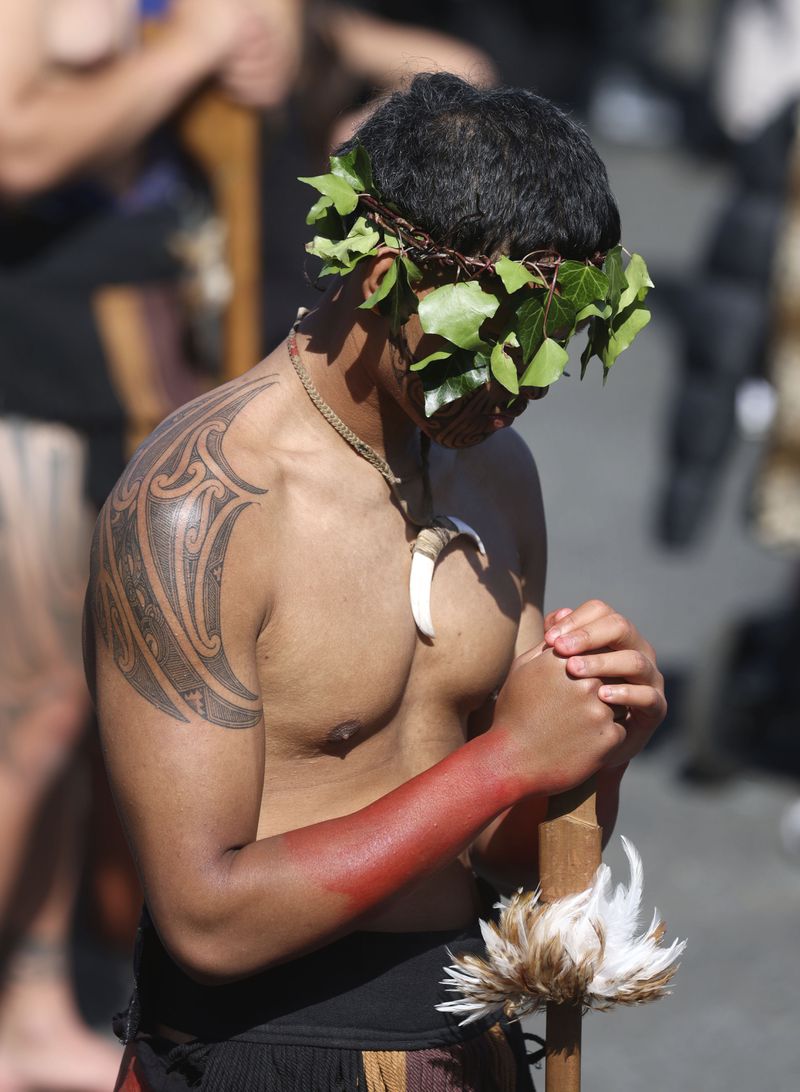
<box><xmin>284</xmin><ymin>729</ymin><xmax>526</xmax><ymax>905</ymax></box>
<box><xmin>186</xmin><ymin>729</ymin><xmax>528</xmax><ymax>979</ymax></box>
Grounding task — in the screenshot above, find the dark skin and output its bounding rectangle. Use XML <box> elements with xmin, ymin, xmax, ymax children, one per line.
<box><xmin>85</xmin><ymin>252</ymin><xmax>666</xmax><ymax>1008</ymax></box>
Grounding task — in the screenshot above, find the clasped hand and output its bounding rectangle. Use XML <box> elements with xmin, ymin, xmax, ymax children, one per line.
<box><xmin>543</xmin><ymin>599</ymin><xmax>666</xmax><ymax>766</ymax></box>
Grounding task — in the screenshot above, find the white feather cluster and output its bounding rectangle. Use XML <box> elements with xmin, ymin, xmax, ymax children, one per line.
<box><xmin>438</xmin><ymin>837</ymin><xmax>686</xmax><ymax>1025</ymax></box>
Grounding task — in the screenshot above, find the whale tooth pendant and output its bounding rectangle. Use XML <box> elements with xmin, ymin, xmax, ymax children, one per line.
<box><xmin>409</xmin><ymin>517</ymin><xmax>486</xmax><ymax>639</ymax></box>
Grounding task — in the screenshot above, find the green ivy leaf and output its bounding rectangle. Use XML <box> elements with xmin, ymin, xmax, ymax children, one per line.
<box><xmin>496</xmin><ymin>257</ymin><xmax>541</xmax><ymax>294</ymax></box>
<box><xmin>558</xmin><ymin>261</ymin><xmax>610</xmax><ymax>310</ymax></box>
<box><xmin>580</xmin><ymin>318</ymin><xmax>605</xmax><ymax>378</ymax></box>
<box><xmin>543</xmin><ymin>293</ymin><xmax>577</xmax><ymax>339</ymax></box>
<box><xmin>490</xmin><ymin>334</ymin><xmax>520</xmax><ymax>394</ymax></box>
<box><xmin>602</xmin><ymin>303</ymin><xmax>651</xmax><ymax>368</ymax></box>
<box><xmin>618</xmin><ymin>253</ymin><xmax>654</xmax><ymax>311</ymax></box>
<box><xmin>401</xmin><ymin>254</ymin><xmax>423</xmax><ymax>283</ymax></box>
<box><xmin>519</xmin><ymin>338</ymin><xmax>569</xmax><ymax>388</ymax></box>
<box><xmin>307</xmin><ymin>204</ymin><xmax>344</xmax><ymax>241</ymax></box>
<box><xmin>330</xmin><ymin>146</ymin><xmax>374</xmax><ymax>193</ymax></box>
<box><xmin>575</xmin><ymin>301</ymin><xmax>612</xmax><ymax>322</ymax></box>
<box><xmin>306</xmin><ymin>194</ymin><xmax>333</xmax><ymax>226</ymax></box>
<box><xmin>297</xmin><ymin>172</ymin><xmax>359</xmax><ymax>216</ymax></box>
<box><xmin>417</xmin><ymin>281</ymin><xmax>499</xmax><ymax>351</ymax></box>
<box><xmin>421</xmin><ymin>351</ymin><xmax>490</xmax><ymax>417</ymax></box>
<box><xmin>603</xmin><ymin>245</ymin><xmax>626</xmax><ymax>311</ymax></box>
<box><xmin>358</xmin><ymin>258</ymin><xmax>398</xmax><ymax>310</ymax></box>
<box><xmin>516</xmin><ymin>297</ymin><xmax>545</xmax><ymax>363</ymax></box>
<box><xmin>409</xmin><ymin>349</ymin><xmax>452</xmax><ymax>372</ymax></box>
<box><xmin>379</xmin><ymin>256</ymin><xmax>419</xmax><ymax>333</ymax></box>
<box><xmin>306</xmin><ymin>217</ymin><xmax>380</xmax><ymax>275</ymax></box>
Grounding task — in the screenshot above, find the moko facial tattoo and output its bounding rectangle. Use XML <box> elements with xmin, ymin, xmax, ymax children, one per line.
<box><xmin>296</xmin><ymin>145</ymin><xmax>653</xmax><ymax>638</ymax></box>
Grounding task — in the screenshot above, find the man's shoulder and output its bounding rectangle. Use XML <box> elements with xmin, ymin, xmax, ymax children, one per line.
<box><xmin>123</xmin><ymin>371</ymin><xmax>279</xmax><ymax>488</ymax></box>
<box><xmin>457</xmin><ymin>426</ymin><xmax>545</xmax><ymax>565</ymax></box>
<box><xmin>87</xmin><ymin>372</ymin><xmax>279</xmax><ymax>729</ymax></box>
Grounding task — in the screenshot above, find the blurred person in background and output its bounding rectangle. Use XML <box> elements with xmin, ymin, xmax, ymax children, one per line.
<box><xmin>260</xmin><ymin>0</ymin><xmax>496</xmax><ymax>347</ymax></box>
<box><xmin>656</xmin><ymin>0</ymin><xmax>800</xmax><ymax>796</ymax></box>
<box><xmin>0</xmin><ymin>2</ymin><xmax>300</xmax><ymax>1089</ymax></box>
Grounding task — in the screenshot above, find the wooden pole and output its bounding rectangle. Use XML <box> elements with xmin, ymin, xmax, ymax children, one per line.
<box><xmin>538</xmin><ymin>778</ymin><xmax>602</xmax><ymax>1092</ymax></box>
<box><xmin>141</xmin><ymin>19</ymin><xmax>263</xmax><ymax>380</ymax></box>
<box><xmin>179</xmin><ymin>90</ymin><xmax>262</xmax><ymax>380</ymax></box>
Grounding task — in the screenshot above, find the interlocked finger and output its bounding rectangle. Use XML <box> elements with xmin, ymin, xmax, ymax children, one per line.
<box><xmin>597</xmin><ymin>683</ymin><xmax>667</xmax><ymax>722</ymax></box>
<box><xmin>544</xmin><ymin>598</ymin><xmax>612</xmax><ymax>641</ymax></box>
<box><xmin>565</xmin><ymin>649</ymin><xmax>658</xmax><ymax>684</ymax></box>
<box><xmin>551</xmin><ymin>615</ymin><xmax>648</xmax><ymax>659</ymax></box>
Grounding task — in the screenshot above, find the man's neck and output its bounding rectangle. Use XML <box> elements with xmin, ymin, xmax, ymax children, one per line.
<box><xmin>294</xmin><ymin>296</ymin><xmax>422</xmax><ymax>479</ymax></box>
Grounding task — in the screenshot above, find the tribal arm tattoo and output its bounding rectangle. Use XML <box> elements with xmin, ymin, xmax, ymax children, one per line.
<box><xmin>89</xmin><ymin>377</ymin><xmax>276</xmax><ymax>729</ymax></box>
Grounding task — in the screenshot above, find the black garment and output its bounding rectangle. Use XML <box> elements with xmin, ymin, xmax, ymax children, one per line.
<box><xmin>0</xmin><ymin>153</ymin><xmax>208</xmax><ymax>507</ymax></box>
<box><xmin>113</xmin><ymin>910</ymin><xmax>538</xmax><ymax>1090</ymax></box>
<box><xmin>0</xmin><ymin>182</ymin><xmax>180</xmax><ymax>429</ymax></box>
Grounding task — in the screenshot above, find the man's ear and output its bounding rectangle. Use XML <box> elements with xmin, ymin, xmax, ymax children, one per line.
<box><xmin>360</xmin><ymin>249</ymin><xmax>398</xmax><ymax>306</ymax></box>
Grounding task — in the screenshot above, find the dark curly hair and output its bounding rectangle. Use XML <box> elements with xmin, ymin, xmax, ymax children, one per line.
<box><xmin>339</xmin><ymin>72</ymin><xmax>621</xmax><ymax>261</ymax></box>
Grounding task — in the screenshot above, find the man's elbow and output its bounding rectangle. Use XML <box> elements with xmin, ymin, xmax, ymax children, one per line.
<box><xmin>164</xmin><ymin>929</ymin><xmax>242</xmax><ymax>986</ymax></box>
<box><xmin>156</xmin><ymin>909</ymin><xmax>252</xmax><ymax>985</ymax></box>
<box><xmin>156</xmin><ymin>901</ymin><xmax>288</xmax><ymax>986</ymax></box>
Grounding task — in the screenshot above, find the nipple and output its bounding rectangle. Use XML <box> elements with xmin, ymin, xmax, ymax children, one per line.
<box><xmin>327</xmin><ymin>719</ymin><xmax>363</xmax><ymax>744</ymax></box>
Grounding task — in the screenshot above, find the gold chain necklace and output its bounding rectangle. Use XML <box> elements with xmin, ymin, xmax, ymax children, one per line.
<box><xmin>286</xmin><ymin>320</ymin><xmax>486</xmax><ymax>639</ymax></box>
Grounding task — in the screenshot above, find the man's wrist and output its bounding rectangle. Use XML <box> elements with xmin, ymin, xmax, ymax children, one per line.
<box><xmin>465</xmin><ymin>725</ymin><xmax>533</xmax><ymax>811</ymax></box>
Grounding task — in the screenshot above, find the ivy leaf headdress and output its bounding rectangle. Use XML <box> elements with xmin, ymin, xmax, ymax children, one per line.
<box><xmin>300</xmin><ymin>147</ymin><xmax>652</xmax><ymax>416</ymax></box>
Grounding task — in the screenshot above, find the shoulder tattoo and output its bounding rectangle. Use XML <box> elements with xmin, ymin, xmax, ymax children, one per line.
<box><xmin>90</xmin><ymin>378</ymin><xmax>275</xmax><ymax>728</ymax></box>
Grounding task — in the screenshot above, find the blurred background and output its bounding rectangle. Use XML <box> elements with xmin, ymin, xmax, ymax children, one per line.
<box><xmin>1</xmin><ymin>1</ymin><xmax>799</xmax><ymax>1090</ymax></box>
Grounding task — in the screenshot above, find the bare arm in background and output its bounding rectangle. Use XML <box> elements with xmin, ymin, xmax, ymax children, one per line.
<box><xmin>324</xmin><ymin>3</ymin><xmax>495</xmax><ymax>90</ymax></box>
<box><xmin>0</xmin><ymin>0</ymin><xmax>302</xmax><ymax>197</ymax></box>
<box><xmin>320</xmin><ymin>3</ymin><xmax>497</xmax><ymax>148</ymax></box>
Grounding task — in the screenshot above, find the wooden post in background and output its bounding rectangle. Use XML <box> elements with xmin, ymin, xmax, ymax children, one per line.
<box><xmin>179</xmin><ymin>90</ymin><xmax>262</xmax><ymax>379</ymax></box>
<box><xmin>538</xmin><ymin>778</ymin><xmax>602</xmax><ymax>1092</ymax></box>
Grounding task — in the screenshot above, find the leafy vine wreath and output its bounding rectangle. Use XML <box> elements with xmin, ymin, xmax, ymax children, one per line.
<box><xmin>300</xmin><ymin>145</ymin><xmax>652</xmax><ymax>416</ymax></box>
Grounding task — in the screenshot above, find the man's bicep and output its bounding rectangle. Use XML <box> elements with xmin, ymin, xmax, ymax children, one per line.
<box><xmin>93</xmin><ymin>631</ymin><xmax>265</xmax><ymax>937</ymax></box>
<box><xmin>85</xmin><ymin>382</ymin><xmax>274</xmax><ymax>933</ymax></box>
<box><xmin>87</xmin><ymin>380</ymin><xmax>274</xmax><ymax>726</ymax></box>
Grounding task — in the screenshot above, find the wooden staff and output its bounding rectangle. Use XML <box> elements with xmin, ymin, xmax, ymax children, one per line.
<box><xmin>538</xmin><ymin>778</ymin><xmax>602</xmax><ymax>1092</ymax></box>
<box><xmin>179</xmin><ymin>88</ymin><xmax>262</xmax><ymax>380</ymax></box>
<box><xmin>142</xmin><ymin>19</ymin><xmax>263</xmax><ymax>380</ymax></box>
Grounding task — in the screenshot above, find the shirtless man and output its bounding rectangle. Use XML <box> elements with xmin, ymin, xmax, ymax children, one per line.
<box><xmin>85</xmin><ymin>74</ymin><xmax>667</xmax><ymax>1091</ymax></box>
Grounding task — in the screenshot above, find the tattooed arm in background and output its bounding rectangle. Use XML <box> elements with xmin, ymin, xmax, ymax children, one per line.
<box><xmin>85</xmin><ymin>378</ymin><xmax>625</xmax><ymax>983</ymax></box>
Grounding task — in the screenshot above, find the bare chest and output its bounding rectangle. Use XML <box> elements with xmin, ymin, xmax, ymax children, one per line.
<box><xmin>255</xmin><ymin>477</ymin><xmax>522</xmax><ymax>760</ymax></box>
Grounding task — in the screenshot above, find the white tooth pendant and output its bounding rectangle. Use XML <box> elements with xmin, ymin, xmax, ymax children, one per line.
<box><xmin>409</xmin><ymin>517</ymin><xmax>486</xmax><ymax>639</ymax></box>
